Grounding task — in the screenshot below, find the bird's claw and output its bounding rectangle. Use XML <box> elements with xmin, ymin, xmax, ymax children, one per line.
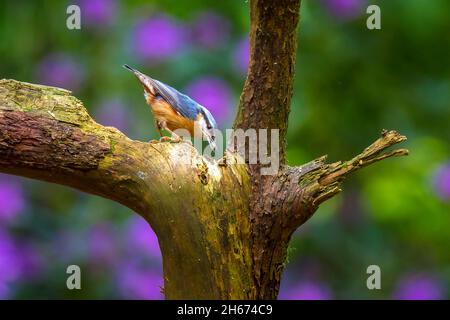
<box><xmin>151</xmin><ymin>137</ymin><xmax>192</xmax><ymax>145</ymax></box>
<box><xmin>159</xmin><ymin>136</ymin><xmax>172</xmax><ymax>142</ymax></box>
<box><xmin>171</xmin><ymin>138</ymin><xmax>194</xmax><ymax>145</ymax></box>
<box><xmin>159</xmin><ymin>136</ymin><xmax>184</xmax><ymax>143</ymax></box>
<box><xmin>169</xmin><ymin>136</ymin><xmax>183</xmax><ymax>143</ymax></box>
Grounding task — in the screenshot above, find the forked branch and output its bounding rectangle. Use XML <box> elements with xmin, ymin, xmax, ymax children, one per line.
<box><xmin>288</xmin><ymin>130</ymin><xmax>409</xmax><ymax>227</ymax></box>
<box><xmin>319</xmin><ymin>130</ymin><xmax>409</xmax><ymax>186</ymax></box>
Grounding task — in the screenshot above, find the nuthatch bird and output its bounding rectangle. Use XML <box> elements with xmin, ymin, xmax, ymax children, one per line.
<box><xmin>123</xmin><ymin>64</ymin><xmax>217</xmax><ymax>150</ymax></box>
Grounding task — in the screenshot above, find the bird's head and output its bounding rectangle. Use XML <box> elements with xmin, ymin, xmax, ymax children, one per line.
<box><xmin>197</xmin><ymin>106</ymin><xmax>217</xmax><ymax>151</ymax></box>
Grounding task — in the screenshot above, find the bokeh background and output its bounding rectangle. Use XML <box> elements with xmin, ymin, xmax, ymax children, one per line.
<box><xmin>0</xmin><ymin>0</ymin><xmax>449</xmax><ymax>299</ymax></box>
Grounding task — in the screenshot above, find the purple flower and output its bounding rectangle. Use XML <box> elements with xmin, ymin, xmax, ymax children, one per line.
<box><xmin>233</xmin><ymin>37</ymin><xmax>250</xmax><ymax>75</ymax></box>
<box><xmin>323</xmin><ymin>0</ymin><xmax>366</xmax><ymax>20</ymax></box>
<box><xmin>125</xmin><ymin>216</ymin><xmax>161</xmax><ymax>260</ymax></box>
<box><xmin>0</xmin><ymin>230</ymin><xmax>22</xmax><ymax>299</ymax></box>
<box><xmin>16</xmin><ymin>242</ymin><xmax>45</xmax><ymax>280</ymax></box>
<box><xmin>191</xmin><ymin>11</ymin><xmax>230</xmax><ymax>49</ymax></box>
<box><xmin>0</xmin><ymin>230</ymin><xmax>45</xmax><ymax>298</ymax></box>
<box><xmin>77</xmin><ymin>0</ymin><xmax>117</xmax><ymax>27</ymax></box>
<box><xmin>132</xmin><ymin>15</ymin><xmax>186</xmax><ymax>62</ymax></box>
<box><xmin>0</xmin><ymin>231</ymin><xmax>21</xmax><ymax>282</ymax></box>
<box><xmin>279</xmin><ymin>280</ymin><xmax>333</xmax><ymax>300</ymax></box>
<box><xmin>0</xmin><ymin>175</ymin><xmax>25</xmax><ymax>223</ymax></box>
<box><xmin>116</xmin><ymin>262</ymin><xmax>163</xmax><ymax>300</ymax></box>
<box><xmin>35</xmin><ymin>53</ymin><xmax>85</xmax><ymax>91</ymax></box>
<box><xmin>394</xmin><ymin>273</ymin><xmax>443</xmax><ymax>300</ymax></box>
<box><xmin>185</xmin><ymin>77</ymin><xmax>234</xmax><ymax>124</ymax></box>
<box><xmin>94</xmin><ymin>98</ymin><xmax>131</xmax><ymax>134</ymax></box>
<box><xmin>88</xmin><ymin>222</ymin><xmax>118</xmax><ymax>266</ymax></box>
<box><xmin>433</xmin><ymin>163</ymin><xmax>450</xmax><ymax>200</ymax></box>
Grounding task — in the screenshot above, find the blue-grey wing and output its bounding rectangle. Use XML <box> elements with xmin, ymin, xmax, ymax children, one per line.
<box><xmin>151</xmin><ymin>79</ymin><xmax>200</xmax><ymax>121</ymax></box>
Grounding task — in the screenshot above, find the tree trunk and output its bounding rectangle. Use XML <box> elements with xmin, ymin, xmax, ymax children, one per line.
<box><xmin>0</xmin><ymin>0</ymin><xmax>408</xmax><ymax>299</ymax></box>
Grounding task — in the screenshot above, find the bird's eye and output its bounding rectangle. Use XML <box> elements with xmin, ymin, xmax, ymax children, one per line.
<box><xmin>154</xmin><ymin>93</ymin><xmax>162</xmax><ymax>100</ymax></box>
<box><xmin>207</xmin><ymin>124</ymin><xmax>212</xmax><ymax>130</ymax></box>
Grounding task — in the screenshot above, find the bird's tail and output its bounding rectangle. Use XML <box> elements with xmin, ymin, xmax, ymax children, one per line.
<box><xmin>123</xmin><ymin>64</ymin><xmax>181</xmax><ymax>110</ymax></box>
<box><xmin>123</xmin><ymin>64</ymin><xmax>135</xmax><ymax>72</ymax></box>
<box><xmin>123</xmin><ymin>64</ymin><xmax>158</xmax><ymax>96</ymax></box>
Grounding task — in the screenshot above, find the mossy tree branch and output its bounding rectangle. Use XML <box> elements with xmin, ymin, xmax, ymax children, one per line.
<box><xmin>0</xmin><ymin>79</ymin><xmax>254</xmax><ymax>299</ymax></box>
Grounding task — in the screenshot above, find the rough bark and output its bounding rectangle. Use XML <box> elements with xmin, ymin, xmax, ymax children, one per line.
<box><xmin>232</xmin><ymin>0</ymin><xmax>408</xmax><ymax>299</ymax></box>
<box><xmin>233</xmin><ymin>0</ymin><xmax>302</xmax><ymax>298</ymax></box>
<box><xmin>0</xmin><ymin>0</ymin><xmax>408</xmax><ymax>300</ymax></box>
<box><xmin>234</xmin><ymin>0</ymin><xmax>300</xmax><ymax>164</ymax></box>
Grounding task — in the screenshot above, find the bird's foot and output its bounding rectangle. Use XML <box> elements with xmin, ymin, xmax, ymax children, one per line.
<box><xmin>169</xmin><ymin>136</ymin><xmax>183</xmax><ymax>143</ymax></box>
<box><xmin>170</xmin><ymin>137</ymin><xmax>194</xmax><ymax>146</ymax></box>
<box><xmin>156</xmin><ymin>136</ymin><xmax>192</xmax><ymax>145</ymax></box>
<box><xmin>159</xmin><ymin>136</ymin><xmax>172</xmax><ymax>142</ymax></box>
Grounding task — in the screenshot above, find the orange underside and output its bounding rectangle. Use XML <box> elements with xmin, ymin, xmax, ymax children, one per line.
<box><xmin>147</xmin><ymin>97</ymin><xmax>195</xmax><ymax>135</ymax></box>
